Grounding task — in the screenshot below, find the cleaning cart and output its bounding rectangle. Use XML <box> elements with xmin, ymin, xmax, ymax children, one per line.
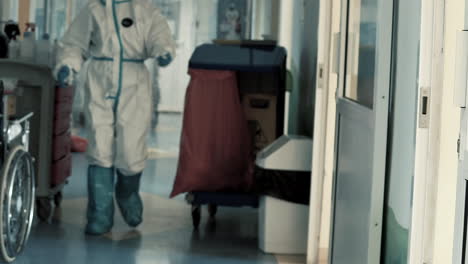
<box><xmin>171</xmin><ymin>43</ymin><xmax>287</xmax><ymax>228</ymax></box>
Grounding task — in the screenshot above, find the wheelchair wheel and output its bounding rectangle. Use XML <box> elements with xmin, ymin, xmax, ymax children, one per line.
<box><xmin>0</xmin><ymin>146</ymin><xmax>35</xmax><ymax>262</ymax></box>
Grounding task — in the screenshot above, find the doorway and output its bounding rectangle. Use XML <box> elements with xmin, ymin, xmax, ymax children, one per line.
<box><xmin>330</xmin><ymin>0</ymin><xmax>394</xmax><ymax>262</ymax></box>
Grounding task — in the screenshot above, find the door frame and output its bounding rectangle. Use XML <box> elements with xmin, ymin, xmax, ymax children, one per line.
<box><xmin>453</xmin><ymin>1</ymin><xmax>468</xmax><ymax>262</ymax></box>
<box><xmin>306</xmin><ymin>0</ymin><xmax>334</xmax><ymax>261</ymax></box>
<box><xmin>408</xmin><ymin>0</ymin><xmax>446</xmax><ymax>262</ymax></box>
<box><xmin>307</xmin><ymin>0</ymin><xmax>395</xmax><ymax>262</ymax></box>
<box><xmin>308</xmin><ymin>0</ymin><xmax>447</xmax><ymax>263</ymax></box>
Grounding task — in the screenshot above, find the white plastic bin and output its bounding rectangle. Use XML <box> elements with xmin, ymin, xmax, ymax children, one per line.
<box><xmin>258</xmin><ymin>195</ymin><xmax>309</xmax><ymax>254</ymax></box>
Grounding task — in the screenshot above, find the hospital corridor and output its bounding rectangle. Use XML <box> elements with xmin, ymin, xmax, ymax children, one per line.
<box><xmin>25</xmin><ymin>113</ymin><xmax>287</xmax><ymax>264</ymax></box>
<box><xmin>2</xmin><ymin>0</ymin><xmax>468</xmax><ymax>263</ymax></box>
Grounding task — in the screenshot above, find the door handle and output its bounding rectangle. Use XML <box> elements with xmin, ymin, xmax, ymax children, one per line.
<box><xmin>419</xmin><ymin>87</ymin><xmax>430</xmax><ymax>128</ymax></box>
<box><xmin>422</xmin><ymin>96</ymin><xmax>428</xmax><ymax>115</ymax></box>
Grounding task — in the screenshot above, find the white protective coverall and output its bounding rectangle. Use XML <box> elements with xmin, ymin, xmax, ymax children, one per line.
<box><xmin>56</xmin><ymin>0</ymin><xmax>175</xmax><ymax>175</ymax></box>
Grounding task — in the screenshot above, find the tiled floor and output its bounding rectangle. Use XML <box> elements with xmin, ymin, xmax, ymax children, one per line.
<box><xmin>11</xmin><ymin>114</ymin><xmax>305</xmax><ymax>264</ymax></box>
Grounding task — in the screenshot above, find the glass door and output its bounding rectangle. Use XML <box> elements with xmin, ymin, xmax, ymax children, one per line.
<box><xmin>330</xmin><ymin>0</ymin><xmax>394</xmax><ymax>262</ymax></box>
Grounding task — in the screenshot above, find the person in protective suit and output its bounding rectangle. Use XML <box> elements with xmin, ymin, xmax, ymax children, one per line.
<box><xmin>55</xmin><ymin>0</ymin><xmax>175</xmax><ymax>235</ymax></box>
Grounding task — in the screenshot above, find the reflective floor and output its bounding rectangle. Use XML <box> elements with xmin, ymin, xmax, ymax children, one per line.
<box><xmin>10</xmin><ymin>114</ymin><xmax>307</xmax><ymax>264</ymax></box>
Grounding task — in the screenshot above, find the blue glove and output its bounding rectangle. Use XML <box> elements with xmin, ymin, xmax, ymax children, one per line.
<box><xmin>157</xmin><ymin>53</ymin><xmax>172</xmax><ymax>67</ymax></box>
<box><xmin>57</xmin><ymin>65</ymin><xmax>71</xmax><ymax>88</ymax></box>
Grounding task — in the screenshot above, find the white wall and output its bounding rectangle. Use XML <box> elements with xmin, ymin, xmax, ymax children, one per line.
<box><xmin>251</xmin><ymin>0</ymin><xmax>269</xmax><ymax>39</ymax></box>
<box><xmin>278</xmin><ymin>0</ymin><xmax>304</xmax><ymax>134</ymax></box>
<box><xmin>157</xmin><ymin>0</ymin><xmax>196</xmax><ymax>112</ymax></box>
<box><xmin>432</xmin><ymin>0</ymin><xmax>464</xmax><ymax>262</ymax></box>
<box><xmin>250</xmin><ymin>0</ymin><xmax>279</xmax><ymax>41</ymax></box>
<box><xmin>193</xmin><ymin>0</ymin><xmax>218</xmax><ymax>46</ymax></box>
<box><xmin>277</xmin><ymin>0</ymin><xmax>319</xmax><ymax>136</ymax></box>
<box><xmin>0</xmin><ymin>0</ymin><xmax>9</xmax><ymax>21</ymax></box>
<box><xmin>0</xmin><ymin>0</ymin><xmax>18</xmax><ymax>22</ymax></box>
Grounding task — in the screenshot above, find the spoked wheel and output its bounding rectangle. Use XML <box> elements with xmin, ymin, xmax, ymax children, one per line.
<box><xmin>0</xmin><ymin>146</ymin><xmax>35</xmax><ymax>263</ymax></box>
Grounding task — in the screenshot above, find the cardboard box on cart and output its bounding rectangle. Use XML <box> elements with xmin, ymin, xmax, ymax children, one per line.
<box><xmin>238</xmin><ymin>71</ymin><xmax>281</xmax><ymax>154</ymax></box>
<box><xmin>241</xmin><ymin>93</ymin><xmax>277</xmax><ymax>154</ymax></box>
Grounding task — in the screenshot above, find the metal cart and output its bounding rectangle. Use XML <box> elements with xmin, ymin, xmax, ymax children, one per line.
<box><xmin>0</xmin><ymin>60</ymin><xmax>72</xmax><ymax>222</ymax></box>
<box><xmin>0</xmin><ymin>81</ymin><xmax>35</xmax><ymax>262</ymax></box>
<box><xmin>182</xmin><ymin>43</ymin><xmax>287</xmax><ymax>228</ymax></box>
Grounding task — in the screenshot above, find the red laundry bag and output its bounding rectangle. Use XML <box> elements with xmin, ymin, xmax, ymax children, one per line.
<box><xmin>170</xmin><ymin>69</ymin><xmax>254</xmax><ymax>198</ymax></box>
<box><xmin>71</xmin><ymin>135</ymin><xmax>88</xmax><ymax>153</ymax></box>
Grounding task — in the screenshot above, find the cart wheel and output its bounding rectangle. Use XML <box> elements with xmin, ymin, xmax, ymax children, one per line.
<box><xmin>208</xmin><ymin>204</ymin><xmax>217</xmax><ymax>218</ymax></box>
<box><xmin>192</xmin><ymin>205</ymin><xmax>201</xmax><ymax>229</ymax></box>
<box><xmin>54</xmin><ymin>192</ymin><xmax>63</xmax><ymax>207</ymax></box>
<box><xmin>36</xmin><ymin>198</ymin><xmax>52</xmax><ymax>222</ymax></box>
<box><xmin>0</xmin><ymin>146</ymin><xmax>35</xmax><ymax>263</ymax></box>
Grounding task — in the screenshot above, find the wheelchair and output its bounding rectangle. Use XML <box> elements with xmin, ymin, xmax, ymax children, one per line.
<box><xmin>0</xmin><ymin>80</ymin><xmax>35</xmax><ymax>263</ymax></box>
